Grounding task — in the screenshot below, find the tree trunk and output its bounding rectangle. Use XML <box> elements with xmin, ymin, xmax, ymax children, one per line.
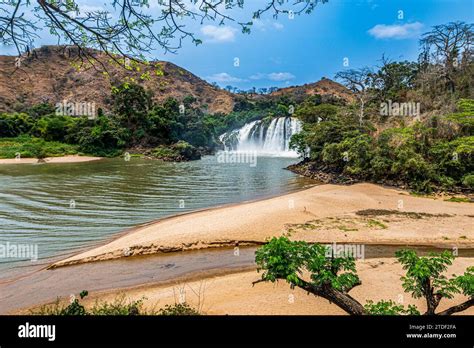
<box><xmin>422</xmin><ymin>279</ymin><xmax>440</xmax><ymax>315</ymax></box>
<box><xmin>438</xmin><ymin>298</ymin><xmax>474</xmax><ymax>315</ymax></box>
<box><xmin>299</xmin><ymin>281</ymin><xmax>366</xmax><ymax>315</ymax></box>
<box><xmin>319</xmin><ymin>286</ymin><xmax>367</xmax><ymax>315</ymax></box>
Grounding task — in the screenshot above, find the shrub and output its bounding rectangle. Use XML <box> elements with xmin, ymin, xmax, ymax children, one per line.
<box><xmin>157</xmin><ymin>303</ymin><xmax>200</xmax><ymax>316</ymax></box>
<box><xmin>31</xmin><ymin>291</ymin><xmax>200</xmax><ymax>316</ymax></box>
<box><xmin>152</xmin><ymin>141</ymin><xmax>200</xmax><ymax>161</ymax></box>
<box><xmin>462</xmin><ymin>174</ymin><xmax>474</xmax><ymax>189</ymax></box>
<box><xmin>0</xmin><ymin>113</ymin><xmax>34</xmax><ymax>137</ymax></box>
<box><xmin>33</xmin><ymin>115</ymin><xmax>78</xmax><ymax>142</ymax></box>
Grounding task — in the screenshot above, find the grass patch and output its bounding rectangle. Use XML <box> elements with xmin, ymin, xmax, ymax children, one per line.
<box><xmin>366</xmin><ymin>219</ymin><xmax>388</xmax><ymax>229</ymax></box>
<box><xmin>336</xmin><ymin>225</ymin><xmax>359</xmax><ymax>232</ymax></box>
<box><xmin>409</xmin><ymin>192</ymin><xmax>436</xmax><ymax>199</ymax></box>
<box><xmin>294</xmin><ymin>223</ymin><xmax>318</xmax><ymax>230</ymax></box>
<box><xmin>0</xmin><ymin>136</ymin><xmax>80</xmax><ymax>159</ymax></box>
<box><xmin>356</xmin><ymin>209</ymin><xmax>453</xmax><ymax>219</ymax></box>
<box><xmin>444</xmin><ymin>197</ymin><xmax>472</xmax><ymax>203</ymax></box>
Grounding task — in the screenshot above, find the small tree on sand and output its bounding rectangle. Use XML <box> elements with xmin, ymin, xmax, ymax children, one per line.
<box><xmin>254</xmin><ymin>237</ymin><xmax>473</xmax><ymax>315</ymax></box>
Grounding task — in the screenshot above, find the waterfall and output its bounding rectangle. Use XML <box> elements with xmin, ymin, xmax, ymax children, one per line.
<box><xmin>219</xmin><ymin>117</ymin><xmax>302</xmax><ymax>157</ymax></box>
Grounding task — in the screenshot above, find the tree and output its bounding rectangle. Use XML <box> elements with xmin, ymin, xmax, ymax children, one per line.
<box><xmin>112</xmin><ymin>83</ymin><xmax>153</xmax><ymax>131</ymax></box>
<box><xmin>419</xmin><ymin>22</ymin><xmax>473</xmax><ymax>92</ymax></box>
<box><xmin>335</xmin><ymin>68</ymin><xmax>375</xmax><ymax>125</ymax></box>
<box><xmin>373</xmin><ymin>57</ymin><xmax>419</xmax><ymax>100</ymax></box>
<box><xmin>255</xmin><ymin>237</ymin><xmax>365</xmax><ymax>315</ymax></box>
<box><xmin>0</xmin><ymin>0</ymin><xmax>328</xmax><ymax>70</ymax></box>
<box><xmin>255</xmin><ymin>237</ymin><xmax>474</xmax><ymax>315</ymax></box>
<box><xmin>296</xmin><ymin>103</ymin><xmax>338</xmax><ymax>124</ymax></box>
<box><xmin>396</xmin><ymin>249</ymin><xmax>473</xmax><ymax>315</ymax></box>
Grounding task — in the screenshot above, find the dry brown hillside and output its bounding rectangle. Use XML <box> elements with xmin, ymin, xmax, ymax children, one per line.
<box><xmin>0</xmin><ymin>46</ymin><xmax>353</xmax><ymax>115</ymax></box>
<box><xmin>0</xmin><ymin>46</ymin><xmax>235</xmax><ymax>114</ymax></box>
<box><xmin>268</xmin><ymin>77</ymin><xmax>354</xmax><ymax>103</ymax></box>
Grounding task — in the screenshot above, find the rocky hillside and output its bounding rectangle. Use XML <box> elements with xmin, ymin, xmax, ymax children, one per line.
<box><xmin>268</xmin><ymin>77</ymin><xmax>355</xmax><ymax>103</ymax></box>
<box><xmin>0</xmin><ymin>46</ymin><xmax>353</xmax><ymax>115</ymax></box>
<box><xmin>0</xmin><ymin>46</ymin><xmax>235</xmax><ymax>114</ymax></box>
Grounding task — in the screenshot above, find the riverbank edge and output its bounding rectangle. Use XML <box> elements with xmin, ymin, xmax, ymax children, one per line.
<box><xmin>48</xmin><ymin>182</ymin><xmax>474</xmax><ymax>269</ymax></box>
<box><xmin>287</xmin><ymin>159</ymin><xmax>474</xmax><ymax>197</ymax></box>
<box><xmin>0</xmin><ymin>155</ymin><xmax>103</xmax><ymax>165</ymax></box>
<box><xmin>18</xmin><ymin>257</ymin><xmax>474</xmax><ymax>315</ymax></box>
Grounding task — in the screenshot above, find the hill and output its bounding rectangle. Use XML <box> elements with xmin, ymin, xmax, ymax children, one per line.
<box><xmin>0</xmin><ymin>46</ymin><xmax>235</xmax><ymax>114</ymax></box>
<box><xmin>0</xmin><ymin>46</ymin><xmax>353</xmax><ymax>115</ymax></box>
<box><xmin>268</xmin><ymin>77</ymin><xmax>354</xmax><ymax>103</ymax></box>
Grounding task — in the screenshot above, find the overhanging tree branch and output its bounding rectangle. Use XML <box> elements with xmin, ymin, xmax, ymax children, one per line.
<box><xmin>0</xmin><ymin>0</ymin><xmax>326</xmax><ymax>71</ymax></box>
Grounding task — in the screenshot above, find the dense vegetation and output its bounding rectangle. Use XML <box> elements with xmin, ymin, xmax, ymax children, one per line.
<box><xmin>0</xmin><ymin>82</ymin><xmax>299</xmax><ymax>161</ymax></box>
<box><xmin>290</xmin><ymin>22</ymin><xmax>473</xmax><ymax>193</ymax></box>
<box><xmin>0</xmin><ymin>84</ymin><xmax>221</xmax><ymax>160</ymax></box>
<box><xmin>255</xmin><ymin>237</ymin><xmax>473</xmax><ymax>315</ymax></box>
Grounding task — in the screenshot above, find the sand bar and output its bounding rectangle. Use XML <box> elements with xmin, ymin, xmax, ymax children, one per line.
<box><xmin>51</xmin><ymin>183</ymin><xmax>474</xmax><ymax>268</ymax></box>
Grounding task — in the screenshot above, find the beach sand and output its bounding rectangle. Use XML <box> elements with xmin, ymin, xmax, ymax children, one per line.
<box><xmin>44</xmin><ymin>257</ymin><xmax>473</xmax><ymax>315</ymax></box>
<box><xmin>51</xmin><ymin>183</ymin><xmax>474</xmax><ymax>268</ymax></box>
<box><xmin>0</xmin><ymin>155</ymin><xmax>102</xmax><ymax>165</ymax></box>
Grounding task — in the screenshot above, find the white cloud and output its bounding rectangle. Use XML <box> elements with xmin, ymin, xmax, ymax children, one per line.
<box><xmin>249</xmin><ymin>73</ymin><xmax>266</xmax><ymax>80</ymax></box>
<box><xmin>253</xmin><ymin>19</ymin><xmax>285</xmax><ymax>32</ymax></box>
<box><xmin>368</xmin><ymin>22</ymin><xmax>423</xmax><ymax>39</ymax></box>
<box><xmin>250</xmin><ymin>72</ymin><xmax>295</xmax><ymax>81</ymax></box>
<box><xmin>273</xmin><ymin>22</ymin><xmax>284</xmax><ymax>30</ymax></box>
<box><xmin>207</xmin><ymin>73</ymin><xmax>244</xmax><ymax>83</ymax></box>
<box><xmin>268</xmin><ymin>72</ymin><xmax>295</xmax><ymax>81</ymax></box>
<box><xmin>200</xmin><ymin>25</ymin><xmax>236</xmax><ymax>42</ymax></box>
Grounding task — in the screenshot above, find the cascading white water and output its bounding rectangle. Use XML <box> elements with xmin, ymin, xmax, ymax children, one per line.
<box><xmin>219</xmin><ymin>117</ymin><xmax>302</xmax><ymax>157</ymax></box>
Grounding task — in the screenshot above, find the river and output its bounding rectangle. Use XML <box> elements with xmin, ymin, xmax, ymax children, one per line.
<box><xmin>0</xmin><ymin>155</ymin><xmax>314</xmax><ymax>272</ymax></box>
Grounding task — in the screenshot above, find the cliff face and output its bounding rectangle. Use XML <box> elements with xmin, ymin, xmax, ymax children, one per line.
<box><xmin>0</xmin><ymin>46</ymin><xmax>235</xmax><ymax>114</ymax></box>
<box><xmin>0</xmin><ymin>46</ymin><xmax>353</xmax><ymax>115</ymax></box>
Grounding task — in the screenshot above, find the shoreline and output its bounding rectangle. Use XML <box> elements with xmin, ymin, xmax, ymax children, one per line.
<box><xmin>20</xmin><ymin>257</ymin><xmax>474</xmax><ymax>315</ymax></box>
<box><xmin>2</xmin><ymin>181</ymin><xmax>473</xmax><ymax>314</ymax></box>
<box><xmin>50</xmin><ymin>182</ymin><xmax>474</xmax><ymax>269</ymax></box>
<box><xmin>0</xmin><ymin>155</ymin><xmax>103</xmax><ymax>165</ymax></box>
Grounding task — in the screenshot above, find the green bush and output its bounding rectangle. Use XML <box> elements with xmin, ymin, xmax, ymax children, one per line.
<box><xmin>31</xmin><ymin>290</ymin><xmax>199</xmax><ymax>316</ymax></box>
<box><xmin>296</xmin><ymin>103</ymin><xmax>338</xmax><ymax>124</ymax></box>
<box><xmin>33</xmin><ymin>115</ymin><xmax>78</xmax><ymax>142</ymax></box>
<box><xmin>462</xmin><ymin>174</ymin><xmax>474</xmax><ymax>189</ymax></box>
<box><xmin>157</xmin><ymin>303</ymin><xmax>200</xmax><ymax>316</ymax></box>
<box><xmin>0</xmin><ymin>136</ymin><xmax>79</xmax><ymax>159</ymax></box>
<box><xmin>152</xmin><ymin>141</ymin><xmax>200</xmax><ymax>161</ymax></box>
<box><xmin>0</xmin><ymin>113</ymin><xmax>34</xmax><ymax>137</ymax></box>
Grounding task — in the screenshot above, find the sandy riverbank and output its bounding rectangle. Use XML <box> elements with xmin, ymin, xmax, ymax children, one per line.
<box><xmin>30</xmin><ymin>257</ymin><xmax>473</xmax><ymax>315</ymax></box>
<box><xmin>0</xmin><ymin>155</ymin><xmax>102</xmax><ymax>164</ymax></box>
<box><xmin>51</xmin><ymin>183</ymin><xmax>474</xmax><ymax>268</ymax></box>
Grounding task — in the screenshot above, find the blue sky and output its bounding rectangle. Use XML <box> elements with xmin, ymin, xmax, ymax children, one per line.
<box><xmin>1</xmin><ymin>0</ymin><xmax>473</xmax><ymax>89</ymax></box>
